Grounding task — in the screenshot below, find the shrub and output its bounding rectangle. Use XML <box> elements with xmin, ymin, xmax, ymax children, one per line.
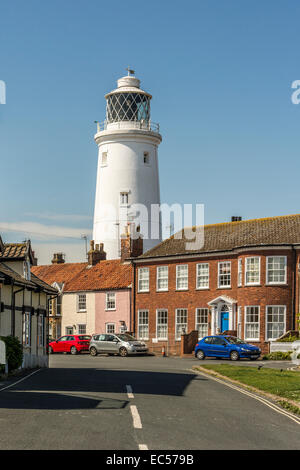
<box><xmin>277</xmin><ymin>335</ymin><xmax>299</xmax><ymax>343</ymax></box>
<box><xmin>262</xmin><ymin>351</ymin><xmax>292</xmax><ymax>360</ymax></box>
<box><xmin>0</xmin><ymin>336</ymin><xmax>23</xmax><ymax>372</ymax></box>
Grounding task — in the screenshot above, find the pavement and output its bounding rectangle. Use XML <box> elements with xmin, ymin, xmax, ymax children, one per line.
<box><xmin>0</xmin><ymin>353</ymin><xmax>299</xmax><ymax>450</ymax></box>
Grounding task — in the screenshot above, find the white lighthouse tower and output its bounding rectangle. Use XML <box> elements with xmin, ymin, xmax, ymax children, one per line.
<box><xmin>92</xmin><ymin>69</ymin><xmax>162</xmax><ymax>259</ymax></box>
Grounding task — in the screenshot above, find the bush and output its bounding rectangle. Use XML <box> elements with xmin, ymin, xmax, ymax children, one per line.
<box><xmin>277</xmin><ymin>335</ymin><xmax>299</xmax><ymax>343</ymax></box>
<box><xmin>262</xmin><ymin>351</ymin><xmax>292</xmax><ymax>360</ymax></box>
<box><xmin>0</xmin><ymin>336</ymin><xmax>23</xmax><ymax>372</ymax></box>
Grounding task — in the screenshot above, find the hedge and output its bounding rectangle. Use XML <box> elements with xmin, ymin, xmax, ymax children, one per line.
<box><xmin>0</xmin><ymin>336</ymin><xmax>23</xmax><ymax>372</ymax></box>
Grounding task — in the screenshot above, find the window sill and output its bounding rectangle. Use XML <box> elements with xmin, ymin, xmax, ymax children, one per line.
<box><xmin>244</xmin><ymin>283</ymin><xmax>261</xmax><ymax>287</ymax></box>
<box><xmin>217</xmin><ymin>286</ymin><xmax>231</xmax><ymax>290</ymax></box>
<box><xmin>138</xmin><ymin>291</ymin><xmax>150</xmax><ymax>294</ymax></box>
<box><xmin>77</xmin><ymin>310</ymin><xmax>87</xmax><ymax>313</ymax></box>
<box><xmin>105</xmin><ymin>308</ymin><xmax>116</xmax><ymax>312</ymax></box>
<box><xmin>244</xmin><ymin>339</ymin><xmax>260</xmax><ymax>342</ymax></box>
<box><xmin>265</xmin><ymin>283</ymin><xmax>288</xmax><ymax>287</ymax></box>
<box><xmin>175</xmin><ymin>289</ymin><xmax>189</xmax><ymax>292</ymax></box>
<box><xmin>156</xmin><ymin>290</ymin><xmax>169</xmax><ymax>293</ymax></box>
<box><xmin>196</xmin><ymin>287</ymin><xmax>210</xmax><ymax>291</ymax></box>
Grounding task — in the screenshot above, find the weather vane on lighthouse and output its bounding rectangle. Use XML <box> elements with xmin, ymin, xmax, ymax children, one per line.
<box><xmin>126</xmin><ymin>66</ymin><xmax>135</xmax><ymax>76</ymax></box>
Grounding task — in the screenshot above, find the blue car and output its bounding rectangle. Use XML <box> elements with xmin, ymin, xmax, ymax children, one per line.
<box><xmin>195</xmin><ymin>335</ymin><xmax>261</xmax><ymax>361</ymax></box>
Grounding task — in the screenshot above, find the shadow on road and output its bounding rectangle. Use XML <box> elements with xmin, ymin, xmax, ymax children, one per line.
<box><xmin>0</xmin><ymin>368</ymin><xmax>207</xmax><ymax>410</ymax></box>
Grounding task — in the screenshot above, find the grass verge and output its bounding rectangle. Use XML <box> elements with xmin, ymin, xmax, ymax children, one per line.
<box><xmin>193</xmin><ymin>364</ymin><xmax>300</xmax><ymax>416</ymax></box>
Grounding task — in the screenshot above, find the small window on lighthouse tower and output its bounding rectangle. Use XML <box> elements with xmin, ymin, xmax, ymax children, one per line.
<box><xmin>120</xmin><ymin>192</ymin><xmax>129</xmax><ymax>205</ymax></box>
<box><xmin>102</xmin><ymin>152</ymin><xmax>108</xmax><ymax>166</ymax></box>
<box><xmin>143</xmin><ymin>151</ymin><xmax>150</xmax><ymax>164</ymax></box>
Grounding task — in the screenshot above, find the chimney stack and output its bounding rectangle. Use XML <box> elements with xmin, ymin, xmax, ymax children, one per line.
<box><xmin>120</xmin><ymin>223</ymin><xmax>143</xmax><ymax>262</ymax></box>
<box><xmin>88</xmin><ymin>240</ymin><xmax>106</xmax><ymax>266</ymax></box>
<box><xmin>231</xmin><ymin>216</ymin><xmax>242</xmax><ymax>222</ymax></box>
<box><xmin>52</xmin><ymin>253</ymin><xmax>65</xmax><ymax>264</ymax></box>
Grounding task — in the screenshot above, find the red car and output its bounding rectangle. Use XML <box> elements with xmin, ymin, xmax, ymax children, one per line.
<box><xmin>48</xmin><ymin>335</ymin><xmax>91</xmax><ymax>355</ymax></box>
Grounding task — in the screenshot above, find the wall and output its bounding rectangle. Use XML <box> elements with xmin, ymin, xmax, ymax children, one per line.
<box><xmin>95</xmin><ymin>289</ymin><xmax>131</xmax><ymax>334</ymax></box>
<box><xmin>61</xmin><ymin>292</ymin><xmax>95</xmax><ymax>335</ymax></box>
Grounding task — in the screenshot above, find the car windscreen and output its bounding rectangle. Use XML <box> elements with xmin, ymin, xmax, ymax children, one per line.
<box><xmin>226</xmin><ymin>336</ymin><xmax>248</xmax><ymax>345</ymax></box>
<box><xmin>116</xmin><ymin>334</ymin><xmax>136</xmax><ymax>341</ymax></box>
<box><xmin>78</xmin><ymin>336</ymin><xmax>91</xmax><ymax>341</ymax></box>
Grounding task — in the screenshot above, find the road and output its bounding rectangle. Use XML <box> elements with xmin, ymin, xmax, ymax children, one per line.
<box><xmin>0</xmin><ymin>354</ymin><xmax>299</xmax><ymax>450</ymax></box>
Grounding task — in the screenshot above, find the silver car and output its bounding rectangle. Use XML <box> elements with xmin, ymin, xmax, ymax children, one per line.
<box><xmin>89</xmin><ymin>333</ymin><xmax>148</xmax><ymax>357</ymax></box>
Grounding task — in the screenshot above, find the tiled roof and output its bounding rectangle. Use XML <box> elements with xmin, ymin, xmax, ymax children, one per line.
<box><xmin>31</xmin><ymin>263</ymin><xmax>88</xmax><ymax>286</ymax></box>
<box><xmin>0</xmin><ymin>262</ymin><xmax>57</xmax><ymax>294</ymax></box>
<box><xmin>0</xmin><ymin>243</ymin><xmax>28</xmax><ymax>259</ymax></box>
<box><xmin>31</xmin><ymin>260</ymin><xmax>132</xmax><ymax>292</ymax></box>
<box><xmin>139</xmin><ymin>214</ymin><xmax>300</xmax><ymax>259</ymax></box>
<box><xmin>63</xmin><ymin>259</ymin><xmax>132</xmax><ymax>292</ymax></box>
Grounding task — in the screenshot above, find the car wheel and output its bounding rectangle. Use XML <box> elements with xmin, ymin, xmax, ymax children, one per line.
<box><xmin>90</xmin><ymin>347</ymin><xmax>98</xmax><ymax>357</ymax></box>
<box><xmin>70</xmin><ymin>346</ymin><xmax>78</xmax><ymax>355</ymax></box>
<box><xmin>230</xmin><ymin>351</ymin><xmax>239</xmax><ymax>361</ymax></box>
<box><xmin>48</xmin><ymin>346</ymin><xmax>53</xmax><ymax>354</ymax></box>
<box><xmin>119</xmin><ymin>347</ymin><xmax>128</xmax><ymax>357</ymax></box>
<box><xmin>196</xmin><ymin>350</ymin><xmax>205</xmax><ymax>360</ymax></box>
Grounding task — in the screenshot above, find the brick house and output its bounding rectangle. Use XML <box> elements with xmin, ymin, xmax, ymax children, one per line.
<box><xmin>131</xmin><ymin>214</ymin><xmax>300</xmax><ymax>355</ymax></box>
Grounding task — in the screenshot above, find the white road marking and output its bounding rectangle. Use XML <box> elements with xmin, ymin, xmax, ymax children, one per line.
<box><xmin>130</xmin><ymin>405</ymin><xmax>142</xmax><ymax>429</ymax></box>
<box><xmin>126</xmin><ymin>384</ymin><xmax>134</xmax><ymax>398</ymax></box>
<box><xmin>139</xmin><ymin>444</ymin><xmax>148</xmax><ymax>450</ymax></box>
<box><xmin>193</xmin><ymin>369</ymin><xmax>300</xmax><ymax>426</ymax></box>
<box><xmin>0</xmin><ymin>369</ymin><xmax>41</xmax><ymax>392</ymax></box>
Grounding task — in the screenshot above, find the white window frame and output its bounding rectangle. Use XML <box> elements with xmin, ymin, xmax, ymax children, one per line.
<box><xmin>106</xmin><ymin>292</ymin><xmax>116</xmax><ymax>310</ymax></box>
<box><xmin>37</xmin><ymin>315</ymin><xmax>45</xmax><ymax>347</ymax></box>
<box><xmin>265</xmin><ymin>305</ymin><xmax>286</xmax><ymax>341</ymax></box>
<box><xmin>105</xmin><ymin>323</ymin><xmax>116</xmax><ymax>334</ymax></box>
<box><xmin>266</xmin><ymin>256</ymin><xmax>287</xmax><ymax>285</ymax></box>
<box><xmin>218</xmin><ymin>261</ymin><xmax>231</xmax><ymax>288</ymax></box>
<box><xmin>138</xmin><ymin>268</ymin><xmax>150</xmax><ymax>293</ymax></box>
<box><xmin>77</xmin><ymin>324</ymin><xmax>87</xmax><ymax>335</ymax></box>
<box><xmin>101</xmin><ymin>151</ymin><xmax>108</xmax><ymax>166</ymax></box>
<box><xmin>237</xmin><ymin>306</ymin><xmax>242</xmax><ymax>338</ymax></box>
<box><xmin>77</xmin><ymin>293</ymin><xmax>87</xmax><ymax>312</ymax></box>
<box><xmin>196</xmin><ymin>263</ymin><xmax>209</xmax><ymax>290</ymax></box>
<box><xmin>238</xmin><ymin>259</ymin><xmax>242</xmax><ymax>287</ymax></box>
<box><xmin>138</xmin><ymin>310</ymin><xmax>149</xmax><ymax>340</ymax></box>
<box><xmin>120</xmin><ymin>192</ymin><xmax>129</xmax><ymax>206</ymax></box>
<box><xmin>156</xmin><ymin>266</ymin><xmax>168</xmax><ymax>292</ymax></box>
<box><xmin>245</xmin><ymin>257</ymin><xmax>260</xmax><ymax>286</ymax></box>
<box><xmin>176</xmin><ymin>265</ymin><xmax>188</xmax><ymax>291</ymax></box>
<box><xmin>195</xmin><ymin>308</ymin><xmax>209</xmax><ymax>339</ymax></box>
<box><xmin>156</xmin><ymin>309</ymin><xmax>168</xmax><ymax>340</ymax></box>
<box><xmin>244</xmin><ymin>306</ymin><xmax>260</xmax><ymax>341</ymax></box>
<box><xmin>22</xmin><ymin>311</ymin><xmax>31</xmax><ymax>347</ymax></box>
<box><xmin>175</xmin><ymin>309</ymin><xmax>188</xmax><ymax>340</ymax></box>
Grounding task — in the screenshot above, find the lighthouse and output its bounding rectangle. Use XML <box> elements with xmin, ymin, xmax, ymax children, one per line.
<box><xmin>92</xmin><ymin>69</ymin><xmax>162</xmax><ymax>260</ymax></box>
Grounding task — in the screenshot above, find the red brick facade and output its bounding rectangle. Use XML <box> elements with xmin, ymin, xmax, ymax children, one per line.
<box><xmin>132</xmin><ymin>248</ymin><xmax>300</xmax><ymax>355</ymax></box>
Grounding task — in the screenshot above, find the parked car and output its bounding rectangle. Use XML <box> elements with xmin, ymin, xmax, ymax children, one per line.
<box><xmin>89</xmin><ymin>333</ymin><xmax>148</xmax><ymax>357</ymax></box>
<box><xmin>48</xmin><ymin>335</ymin><xmax>91</xmax><ymax>355</ymax></box>
<box><xmin>195</xmin><ymin>335</ymin><xmax>261</xmax><ymax>361</ymax></box>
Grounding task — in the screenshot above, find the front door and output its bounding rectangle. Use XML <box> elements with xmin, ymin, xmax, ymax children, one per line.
<box><xmin>221</xmin><ymin>311</ymin><xmax>229</xmax><ymax>332</ymax></box>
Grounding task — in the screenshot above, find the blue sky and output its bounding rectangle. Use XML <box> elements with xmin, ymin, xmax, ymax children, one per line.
<box><xmin>1</xmin><ymin>0</ymin><xmax>300</xmax><ymax>263</ymax></box>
